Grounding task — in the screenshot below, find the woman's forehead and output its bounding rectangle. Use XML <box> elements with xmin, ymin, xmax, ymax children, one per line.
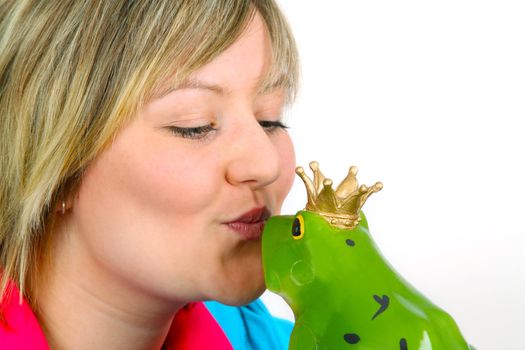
<box><xmin>152</xmin><ymin>11</ymin><xmax>291</xmax><ymax>101</ymax></box>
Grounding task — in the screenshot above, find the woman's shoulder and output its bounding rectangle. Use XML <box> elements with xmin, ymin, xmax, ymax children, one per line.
<box><xmin>204</xmin><ymin>298</ymin><xmax>293</xmax><ymax>350</ymax></box>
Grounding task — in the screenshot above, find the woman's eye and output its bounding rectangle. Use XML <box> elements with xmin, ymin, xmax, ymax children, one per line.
<box><xmin>259</xmin><ymin>120</ymin><xmax>289</xmax><ymax>134</ymax></box>
<box><xmin>168</xmin><ymin>125</ymin><xmax>217</xmax><ymax>140</ymax></box>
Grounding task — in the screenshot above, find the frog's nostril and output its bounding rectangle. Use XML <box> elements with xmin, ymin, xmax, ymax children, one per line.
<box><xmin>290</xmin><ymin>260</ymin><xmax>314</xmax><ymax>286</ymax></box>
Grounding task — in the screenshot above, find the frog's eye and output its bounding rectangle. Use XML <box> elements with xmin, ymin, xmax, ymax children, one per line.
<box><xmin>292</xmin><ymin>214</ymin><xmax>305</xmax><ymax>240</ymax></box>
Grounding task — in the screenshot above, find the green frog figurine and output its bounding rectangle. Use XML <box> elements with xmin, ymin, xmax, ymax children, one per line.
<box><xmin>262</xmin><ymin>162</ymin><xmax>473</xmax><ymax>350</ymax></box>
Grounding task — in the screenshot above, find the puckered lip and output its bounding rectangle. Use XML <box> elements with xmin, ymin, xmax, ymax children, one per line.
<box><xmin>225</xmin><ymin>206</ymin><xmax>271</xmax><ymax>224</ymax></box>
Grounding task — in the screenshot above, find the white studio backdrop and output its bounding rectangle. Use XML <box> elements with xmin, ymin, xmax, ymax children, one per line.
<box><xmin>260</xmin><ymin>1</ymin><xmax>525</xmax><ymax>350</ymax></box>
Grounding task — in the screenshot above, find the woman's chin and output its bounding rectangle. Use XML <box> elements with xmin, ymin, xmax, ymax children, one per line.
<box><xmin>196</xmin><ymin>243</ymin><xmax>266</xmax><ymax>305</ymax></box>
<box><xmin>207</xmin><ymin>270</ymin><xmax>266</xmax><ymax>306</ymax></box>
<box><xmin>215</xmin><ymin>284</ymin><xmax>266</xmax><ymax>306</ymax></box>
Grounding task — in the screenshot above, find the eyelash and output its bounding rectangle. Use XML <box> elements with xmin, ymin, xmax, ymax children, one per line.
<box><xmin>168</xmin><ymin>120</ymin><xmax>289</xmax><ymax>140</ymax></box>
<box><xmin>259</xmin><ymin>120</ymin><xmax>289</xmax><ymax>133</ymax></box>
<box><xmin>168</xmin><ymin>125</ymin><xmax>217</xmax><ymax>140</ymax></box>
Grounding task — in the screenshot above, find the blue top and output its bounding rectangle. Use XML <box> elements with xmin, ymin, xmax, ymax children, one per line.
<box><xmin>204</xmin><ymin>299</ymin><xmax>293</xmax><ymax>350</ymax></box>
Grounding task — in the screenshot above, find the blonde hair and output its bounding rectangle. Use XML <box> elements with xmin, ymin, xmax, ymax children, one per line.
<box><xmin>0</xmin><ymin>0</ymin><xmax>299</xmax><ymax>310</ymax></box>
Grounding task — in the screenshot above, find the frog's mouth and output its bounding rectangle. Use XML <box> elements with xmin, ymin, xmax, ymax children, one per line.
<box><xmin>261</xmin><ymin>227</ymin><xmax>281</xmax><ymax>293</ymax></box>
<box><xmin>261</xmin><ymin>215</ymin><xmax>295</xmax><ymax>294</ymax></box>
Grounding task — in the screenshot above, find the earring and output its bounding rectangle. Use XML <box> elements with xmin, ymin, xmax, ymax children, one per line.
<box><xmin>61</xmin><ymin>200</ymin><xmax>66</xmax><ymax>215</ymax></box>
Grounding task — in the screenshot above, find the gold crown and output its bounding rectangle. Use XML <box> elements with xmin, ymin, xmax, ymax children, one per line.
<box><xmin>295</xmin><ymin>161</ymin><xmax>383</xmax><ymax>229</ymax></box>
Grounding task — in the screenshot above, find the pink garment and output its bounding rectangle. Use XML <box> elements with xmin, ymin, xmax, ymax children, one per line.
<box><xmin>164</xmin><ymin>302</ymin><xmax>233</xmax><ymax>350</ymax></box>
<box><xmin>0</xmin><ymin>282</ymin><xmax>49</xmax><ymax>349</ymax></box>
<box><xmin>0</xmin><ymin>282</ymin><xmax>233</xmax><ymax>349</ymax></box>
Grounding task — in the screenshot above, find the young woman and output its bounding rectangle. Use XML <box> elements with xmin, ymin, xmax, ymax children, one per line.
<box><xmin>0</xmin><ymin>1</ymin><xmax>299</xmax><ymax>349</ymax></box>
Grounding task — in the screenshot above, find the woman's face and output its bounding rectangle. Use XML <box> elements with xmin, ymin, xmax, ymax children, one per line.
<box><xmin>69</xmin><ymin>12</ymin><xmax>295</xmax><ymax>306</ymax></box>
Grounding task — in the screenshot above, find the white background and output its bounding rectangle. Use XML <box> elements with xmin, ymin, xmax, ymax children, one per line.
<box><xmin>261</xmin><ymin>1</ymin><xmax>525</xmax><ymax>349</ymax></box>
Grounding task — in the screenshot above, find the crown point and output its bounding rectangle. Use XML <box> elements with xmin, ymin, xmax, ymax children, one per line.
<box><xmin>296</xmin><ymin>166</ymin><xmax>304</xmax><ymax>174</ymax></box>
<box><xmin>309</xmin><ymin>161</ymin><xmax>319</xmax><ymax>170</ymax></box>
<box><xmin>323</xmin><ymin>179</ymin><xmax>333</xmax><ymax>187</ymax></box>
<box><xmin>349</xmin><ymin>166</ymin><xmax>358</xmax><ymax>175</ymax></box>
<box><xmin>375</xmin><ymin>182</ymin><xmax>384</xmax><ymax>191</ymax></box>
<box><xmin>359</xmin><ymin>184</ymin><xmax>368</xmax><ymax>193</ymax></box>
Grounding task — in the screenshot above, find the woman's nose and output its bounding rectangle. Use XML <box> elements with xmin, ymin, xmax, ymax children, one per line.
<box><xmin>225</xmin><ymin>118</ymin><xmax>281</xmax><ymax>190</ymax></box>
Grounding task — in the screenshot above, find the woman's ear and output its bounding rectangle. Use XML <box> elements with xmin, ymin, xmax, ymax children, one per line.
<box><xmin>54</xmin><ymin>190</ymin><xmax>75</xmax><ymax>215</ymax></box>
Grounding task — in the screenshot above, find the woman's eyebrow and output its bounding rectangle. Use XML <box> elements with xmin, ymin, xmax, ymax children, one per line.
<box><xmin>154</xmin><ymin>74</ymin><xmax>286</xmax><ymax>99</ymax></box>
<box><xmin>153</xmin><ymin>79</ymin><xmax>227</xmax><ymax>99</ymax></box>
<box><xmin>174</xmin><ymin>79</ymin><xmax>228</xmax><ymax>95</ymax></box>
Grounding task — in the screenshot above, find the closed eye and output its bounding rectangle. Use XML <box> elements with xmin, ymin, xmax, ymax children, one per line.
<box><xmin>168</xmin><ymin>124</ymin><xmax>217</xmax><ymax>140</ymax></box>
<box><xmin>258</xmin><ymin>120</ymin><xmax>289</xmax><ymax>134</ymax></box>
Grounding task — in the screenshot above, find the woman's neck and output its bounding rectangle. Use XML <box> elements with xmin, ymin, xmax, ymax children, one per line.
<box><xmin>35</xmin><ymin>219</ymin><xmax>184</xmax><ymax>350</ymax></box>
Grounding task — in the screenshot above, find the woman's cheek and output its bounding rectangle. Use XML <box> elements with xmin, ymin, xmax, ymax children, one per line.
<box><xmin>136</xmin><ymin>152</ymin><xmax>219</xmax><ymax>214</ymax></box>
<box><xmin>278</xmin><ymin>134</ymin><xmax>296</xmax><ymax>194</ymax></box>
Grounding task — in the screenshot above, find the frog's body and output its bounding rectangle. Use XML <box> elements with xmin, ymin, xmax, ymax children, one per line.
<box><xmin>262</xmin><ymin>210</ymin><xmax>472</xmax><ymax>350</ymax></box>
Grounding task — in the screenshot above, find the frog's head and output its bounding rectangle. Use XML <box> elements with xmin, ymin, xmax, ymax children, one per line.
<box><xmin>262</xmin><ymin>209</ymin><xmax>369</xmax><ymax>305</ymax></box>
<box><xmin>262</xmin><ymin>162</ymin><xmax>381</xmax><ymax>307</ymax></box>
<box><xmin>262</xmin><ymin>210</ymin><xmax>317</xmax><ymax>298</ymax></box>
